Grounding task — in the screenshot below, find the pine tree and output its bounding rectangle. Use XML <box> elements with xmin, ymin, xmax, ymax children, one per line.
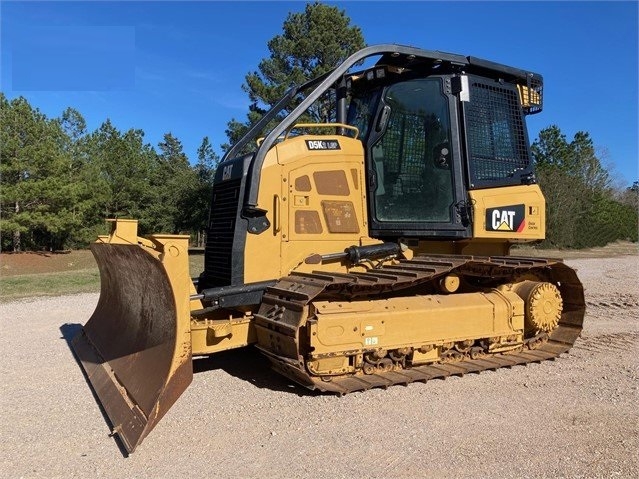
<box><xmin>224</xmin><ymin>2</ymin><xmax>365</xmax><ymax>150</ymax></box>
<box><xmin>85</xmin><ymin>120</ymin><xmax>157</xmax><ymax>234</ymax></box>
<box><xmin>532</xmin><ymin>125</ymin><xmax>637</xmax><ymax>247</ymax></box>
<box><xmin>0</xmin><ymin>95</ymin><xmax>84</xmax><ymax>250</ymax></box>
<box><xmin>147</xmin><ymin>133</ymin><xmax>200</xmax><ymax>234</ymax></box>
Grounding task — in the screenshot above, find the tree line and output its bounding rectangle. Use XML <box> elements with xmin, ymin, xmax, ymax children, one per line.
<box><xmin>0</xmin><ymin>94</ymin><xmax>219</xmax><ymax>251</ymax></box>
<box><xmin>0</xmin><ymin>2</ymin><xmax>636</xmax><ymax>252</ymax></box>
<box><xmin>531</xmin><ymin>126</ymin><xmax>638</xmax><ymax>248</ymax></box>
<box><xmin>2</xmin><ymin>91</ymin><xmax>635</xmax><ymax>252</ymax></box>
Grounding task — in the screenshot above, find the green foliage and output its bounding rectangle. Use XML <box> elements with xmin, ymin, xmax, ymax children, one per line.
<box><xmin>579</xmin><ymin>192</ymin><xmax>638</xmax><ymax>246</ymax></box>
<box><xmin>84</xmin><ymin>120</ymin><xmax>157</xmax><ymax>234</ymax></box>
<box><xmin>184</xmin><ymin>136</ymin><xmax>219</xmax><ymax>235</ymax></box>
<box><xmin>146</xmin><ymin>132</ymin><xmax>193</xmax><ymax>233</ymax></box>
<box><xmin>0</xmin><ymin>94</ymin><xmax>91</xmax><ymax>251</ymax></box>
<box><xmin>532</xmin><ymin>125</ymin><xmax>638</xmax><ymax>248</ymax></box>
<box><xmin>147</xmin><ymin>132</ymin><xmax>217</xmax><ymax>235</ymax></box>
<box><xmin>0</xmin><ymin>94</ymin><xmax>220</xmax><ymax>251</ymax></box>
<box><xmin>224</xmin><ymin>1</ymin><xmax>366</xmax><ymax>151</ymax></box>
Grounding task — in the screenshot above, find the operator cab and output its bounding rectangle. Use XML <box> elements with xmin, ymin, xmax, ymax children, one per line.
<box><xmin>345</xmin><ymin>59</ymin><xmax>538</xmax><ymax>241</ymax></box>
<box><xmin>206</xmin><ymin>45</ymin><xmax>544</xmax><ymax>289</ymax></box>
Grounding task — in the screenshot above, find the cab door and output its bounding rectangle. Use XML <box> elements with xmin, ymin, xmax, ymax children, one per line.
<box><xmin>364</xmin><ymin>77</ymin><xmax>471</xmax><ymax>239</ymax></box>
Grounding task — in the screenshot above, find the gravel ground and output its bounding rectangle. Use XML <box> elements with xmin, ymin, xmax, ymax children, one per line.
<box><xmin>1</xmin><ymin>256</ymin><xmax>637</xmax><ymax>479</ymax></box>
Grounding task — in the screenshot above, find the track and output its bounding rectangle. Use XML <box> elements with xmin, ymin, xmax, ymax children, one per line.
<box><xmin>254</xmin><ymin>254</ymin><xmax>585</xmax><ymax>394</ymax></box>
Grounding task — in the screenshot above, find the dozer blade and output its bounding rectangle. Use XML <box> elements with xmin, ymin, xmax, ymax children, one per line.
<box><xmin>71</xmin><ymin>220</ymin><xmax>195</xmax><ymax>453</ymax></box>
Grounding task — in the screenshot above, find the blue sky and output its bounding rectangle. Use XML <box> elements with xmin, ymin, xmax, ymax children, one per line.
<box><xmin>1</xmin><ymin>1</ymin><xmax>637</xmax><ymax>186</ymax></box>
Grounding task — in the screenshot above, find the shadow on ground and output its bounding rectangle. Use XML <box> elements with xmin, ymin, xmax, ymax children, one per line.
<box><xmin>193</xmin><ymin>346</ymin><xmax>315</xmax><ymax>396</ymax></box>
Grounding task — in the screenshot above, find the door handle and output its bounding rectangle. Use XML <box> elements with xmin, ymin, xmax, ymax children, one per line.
<box><xmin>273</xmin><ymin>194</ymin><xmax>281</xmax><ymax>234</ymax></box>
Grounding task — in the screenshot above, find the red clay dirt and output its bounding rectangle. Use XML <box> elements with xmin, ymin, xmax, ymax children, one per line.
<box><xmin>0</xmin><ymin>250</ymin><xmax>97</xmax><ymax>277</ymax></box>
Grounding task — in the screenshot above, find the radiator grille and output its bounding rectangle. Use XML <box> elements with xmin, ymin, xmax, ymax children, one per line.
<box><xmin>204</xmin><ymin>178</ymin><xmax>241</xmax><ymax>287</ymax></box>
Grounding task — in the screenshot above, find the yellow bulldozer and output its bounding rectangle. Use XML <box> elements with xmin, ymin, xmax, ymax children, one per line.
<box><xmin>72</xmin><ymin>45</ymin><xmax>585</xmax><ymax>453</ymax></box>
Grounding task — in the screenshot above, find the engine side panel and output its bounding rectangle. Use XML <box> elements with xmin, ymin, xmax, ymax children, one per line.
<box><xmin>244</xmin><ymin>134</ymin><xmax>378</xmax><ymax>283</ymax></box>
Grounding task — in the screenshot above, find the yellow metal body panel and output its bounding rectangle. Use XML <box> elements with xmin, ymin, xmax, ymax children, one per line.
<box><xmin>309</xmin><ymin>290</ymin><xmax>525</xmax><ymax>358</ymax></box>
<box><xmin>243</xmin><ymin>134</ymin><xmax>376</xmax><ymax>282</ymax></box>
<box><xmin>407</xmin><ymin>239</ymin><xmax>512</xmax><ymax>257</ymax></box>
<box><xmin>469</xmin><ymin>185</ymin><xmax>545</xmax><ymax>241</ymax></box>
<box><xmin>242</xmin><ymin>148</ymin><xmax>282</xmax><ymax>283</ymax></box>
<box><xmin>243</xmin><ymin>135</ymin><xmax>546</xmax><ymax>284</ymax></box>
<box><xmin>191</xmin><ymin>317</ymin><xmax>256</xmax><ymax>355</ymax></box>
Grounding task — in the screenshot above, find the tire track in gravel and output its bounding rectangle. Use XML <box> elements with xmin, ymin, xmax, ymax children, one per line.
<box><xmin>573</xmin><ymin>331</ymin><xmax>639</xmax><ymax>354</ymax></box>
<box><xmin>585</xmin><ymin>294</ymin><xmax>639</xmax><ymax>309</ymax></box>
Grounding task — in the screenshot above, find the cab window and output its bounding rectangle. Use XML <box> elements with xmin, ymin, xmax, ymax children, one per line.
<box><xmin>372</xmin><ymin>78</ymin><xmax>454</xmax><ymax>223</ymax></box>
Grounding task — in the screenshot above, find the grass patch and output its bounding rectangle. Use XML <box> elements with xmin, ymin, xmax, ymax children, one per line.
<box><xmin>0</xmin><ymin>268</ymin><xmax>101</xmax><ymax>303</ymax></box>
<box><xmin>189</xmin><ymin>253</ymin><xmax>205</xmax><ymax>278</ymax></box>
<box><xmin>0</xmin><ymin>251</ymin><xmax>205</xmax><ymax>303</ymax></box>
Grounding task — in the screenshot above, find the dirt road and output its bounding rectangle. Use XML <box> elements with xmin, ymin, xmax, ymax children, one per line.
<box><xmin>1</xmin><ymin>256</ymin><xmax>637</xmax><ymax>478</ymax></box>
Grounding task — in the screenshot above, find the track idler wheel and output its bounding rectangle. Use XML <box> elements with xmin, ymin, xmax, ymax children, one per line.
<box><xmin>512</xmin><ymin>281</ymin><xmax>563</xmax><ymax>336</ymax></box>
